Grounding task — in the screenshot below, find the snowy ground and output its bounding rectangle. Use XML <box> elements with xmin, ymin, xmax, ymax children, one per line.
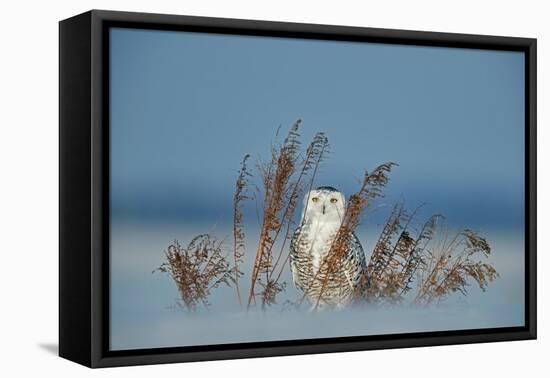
<box><xmin>109</xmin><ymin>221</ymin><xmax>525</xmax><ymax>351</ymax></box>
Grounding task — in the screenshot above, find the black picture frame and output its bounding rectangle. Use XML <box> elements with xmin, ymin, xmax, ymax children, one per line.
<box><xmin>59</xmin><ymin>9</ymin><xmax>537</xmax><ymax>368</ymax></box>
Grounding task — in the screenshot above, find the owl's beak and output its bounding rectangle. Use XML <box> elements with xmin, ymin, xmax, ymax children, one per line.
<box><xmin>322</xmin><ymin>205</ymin><xmax>326</xmax><ymax>214</ymax></box>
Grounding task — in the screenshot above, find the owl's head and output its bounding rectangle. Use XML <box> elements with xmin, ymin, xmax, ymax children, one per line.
<box><xmin>301</xmin><ymin>186</ymin><xmax>346</xmax><ymax>223</ymax></box>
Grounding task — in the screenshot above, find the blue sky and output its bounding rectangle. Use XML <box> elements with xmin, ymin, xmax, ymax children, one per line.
<box><xmin>108</xmin><ymin>27</ymin><xmax>526</xmax><ymax>351</ymax></box>
<box><xmin>109</xmin><ymin>27</ymin><xmax>525</xmax><ymax>229</ymax></box>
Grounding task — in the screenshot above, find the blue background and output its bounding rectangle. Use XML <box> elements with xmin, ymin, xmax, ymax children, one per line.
<box><xmin>108</xmin><ymin>27</ymin><xmax>525</xmax><ymax>350</ymax></box>
<box><xmin>110</xmin><ymin>28</ymin><xmax>524</xmax><ymax>228</ymax></box>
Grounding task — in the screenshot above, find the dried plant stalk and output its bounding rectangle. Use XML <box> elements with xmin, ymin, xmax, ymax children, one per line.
<box><xmin>413</xmin><ymin>229</ymin><xmax>498</xmax><ymax>306</ymax></box>
<box><xmin>247</xmin><ymin>120</ymin><xmax>329</xmax><ymax>309</ymax></box>
<box><xmin>155</xmin><ymin>235</ymin><xmax>235</xmax><ymax>311</ymax></box>
<box><xmin>247</xmin><ymin>120</ymin><xmax>302</xmax><ymax>309</ymax></box>
<box><xmin>399</xmin><ymin>214</ymin><xmax>442</xmax><ymax>295</ymax></box>
<box><xmin>364</xmin><ymin>207</ymin><xmax>442</xmax><ymax>303</ymax></box>
<box><xmin>271</xmin><ymin>132</ymin><xmax>329</xmax><ymax>284</ymax></box>
<box><xmin>231</xmin><ymin>154</ymin><xmax>251</xmax><ymax>308</ymax></box>
<box><xmin>366</xmin><ymin>203</ymin><xmax>409</xmax><ymax>284</ymax></box>
<box><xmin>360</xmin><ymin>202</ymin><xmax>497</xmax><ymax>306</ymax></box>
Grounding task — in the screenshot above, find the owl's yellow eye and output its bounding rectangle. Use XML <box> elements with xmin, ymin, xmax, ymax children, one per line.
<box><xmin>311</xmin><ymin>197</ymin><xmax>319</xmax><ymax>203</ymax></box>
<box><xmin>330</xmin><ymin>198</ymin><xmax>338</xmax><ymax>203</ymax></box>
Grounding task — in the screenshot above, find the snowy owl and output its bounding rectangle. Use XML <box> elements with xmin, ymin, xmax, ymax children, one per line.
<box><xmin>289</xmin><ymin>186</ymin><xmax>367</xmax><ymax>309</ymax></box>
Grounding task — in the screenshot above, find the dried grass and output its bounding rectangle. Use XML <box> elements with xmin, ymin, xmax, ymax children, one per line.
<box><xmin>246</xmin><ymin>120</ymin><xmax>329</xmax><ymax>309</ymax></box>
<box><xmin>156</xmin><ymin>120</ymin><xmax>499</xmax><ymax>312</ymax></box>
<box><xmin>231</xmin><ymin>154</ymin><xmax>251</xmax><ymax>308</ymax></box>
<box><xmin>413</xmin><ymin>229</ymin><xmax>499</xmax><ymax>306</ymax></box>
<box><xmin>359</xmin><ymin>205</ymin><xmax>497</xmax><ymax>306</ymax></box>
<box><xmin>364</xmin><ymin>205</ymin><xmax>443</xmax><ymax>303</ymax></box>
<box><xmin>155</xmin><ymin>235</ymin><xmax>235</xmax><ymax>311</ymax></box>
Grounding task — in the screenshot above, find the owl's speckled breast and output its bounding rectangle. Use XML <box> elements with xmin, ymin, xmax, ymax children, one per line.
<box><xmin>302</xmin><ymin>218</ymin><xmax>341</xmax><ymax>273</ymax></box>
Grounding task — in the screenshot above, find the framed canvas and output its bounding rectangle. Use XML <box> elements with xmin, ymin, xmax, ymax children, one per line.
<box><xmin>59</xmin><ymin>10</ymin><xmax>537</xmax><ymax>368</ymax></box>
